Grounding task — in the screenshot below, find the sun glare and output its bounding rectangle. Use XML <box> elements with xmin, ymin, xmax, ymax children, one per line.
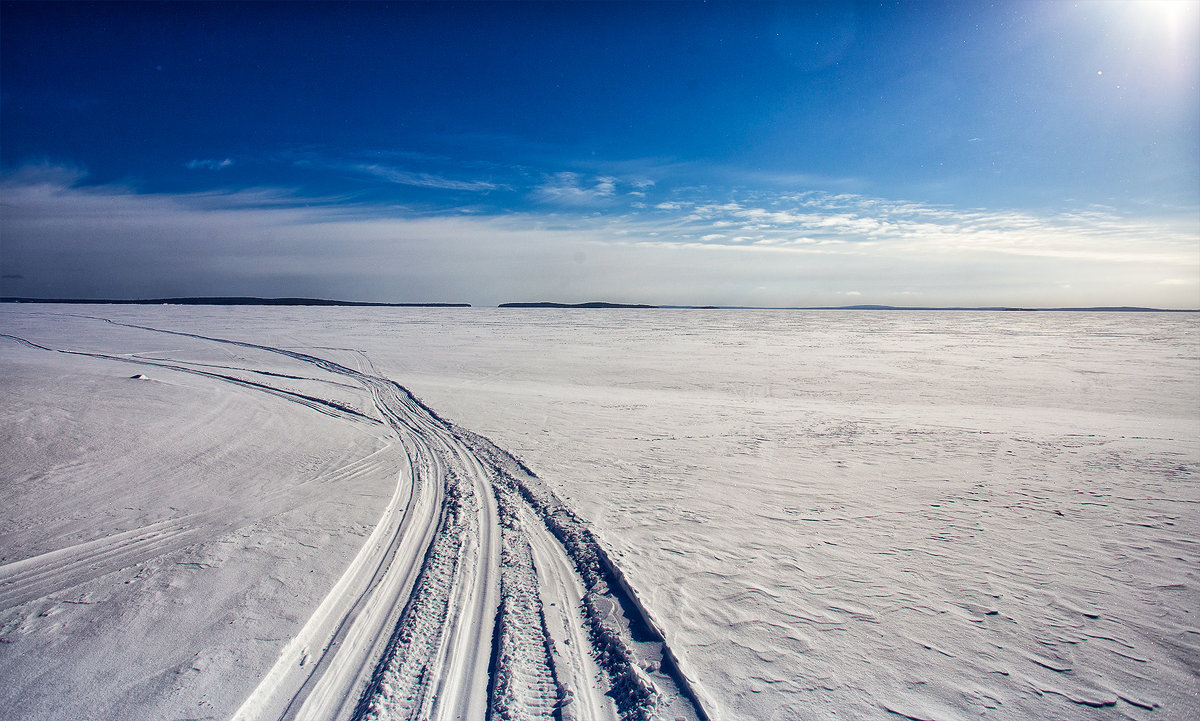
<box><xmin>1133</xmin><ymin>0</ymin><xmax>1198</xmax><ymax>22</ymax></box>
<box><xmin>1128</xmin><ymin>0</ymin><xmax>1200</xmax><ymax>44</ymax></box>
<box><xmin>1085</xmin><ymin>0</ymin><xmax>1200</xmax><ymax>91</ymax></box>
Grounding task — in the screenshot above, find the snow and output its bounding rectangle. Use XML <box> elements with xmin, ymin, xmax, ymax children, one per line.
<box><xmin>2</xmin><ymin>305</ymin><xmax>1197</xmax><ymax>720</ymax></box>
<box><xmin>0</xmin><ymin>315</ymin><xmax>403</xmax><ymax>720</ymax></box>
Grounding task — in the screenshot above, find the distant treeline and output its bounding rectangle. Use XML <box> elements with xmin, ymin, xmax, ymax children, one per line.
<box><xmin>498</xmin><ymin>301</ymin><xmax>659</xmax><ymax>309</ymax></box>
<box><xmin>0</xmin><ymin>297</ymin><xmax>471</xmax><ymax>307</ymax></box>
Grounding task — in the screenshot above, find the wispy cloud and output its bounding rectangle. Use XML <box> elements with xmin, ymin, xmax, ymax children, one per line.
<box><xmin>185</xmin><ymin>158</ymin><xmax>233</xmax><ymax>170</ymax></box>
<box><xmin>637</xmin><ymin>190</ymin><xmax>1200</xmax><ymax>266</ymax></box>
<box><xmin>280</xmin><ymin>148</ymin><xmax>508</xmax><ymax>193</ymax></box>
<box><xmin>531</xmin><ymin>172</ymin><xmax>618</xmax><ymax>206</ymax></box>
<box><xmin>353</xmin><ymin>163</ymin><xmax>506</xmax><ymax>192</ymax></box>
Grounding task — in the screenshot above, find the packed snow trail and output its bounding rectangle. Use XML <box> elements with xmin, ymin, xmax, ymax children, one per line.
<box><xmin>1</xmin><ymin>318</ymin><xmax>711</xmax><ymax>721</ymax></box>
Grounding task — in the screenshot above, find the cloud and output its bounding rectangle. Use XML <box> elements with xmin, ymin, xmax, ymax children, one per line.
<box><xmin>2</xmin><ymin>165</ymin><xmax>1196</xmax><ymax>308</ymax></box>
<box><xmin>0</xmin><ymin>162</ymin><xmax>88</xmax><ymax>187</ymax></box>
<box><xmin>531</xmin><ymin>173</ymin><xmax>618</xmax><ymax>206</ymax></box>
<box><xmin>186</xmin><ymin>158</ymin><xmax>234</xmax><ymax>170</ymax></box>
<box><xmin>635</xmin><ymin>190</ymin><xmax>1199</xmax><ymax>269</ymax></box>
<box><xmin>353</xmin><ymin>163</ymin><xmax>505</xmax><ymax>192</ymax></box>
<box><xmin>280</xmin><ymin>148</ymin><xmax>509</xmax><ymax>193</ymax></box>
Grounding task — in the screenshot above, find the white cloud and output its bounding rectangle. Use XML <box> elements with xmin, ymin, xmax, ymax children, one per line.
<box><xmin>531</xmin><ymin>172</ymin><xmax>618</xmax><ymax>206</ymax></box>
<box><xmin>185</xmin><ymin>158</ymin><xmax>234</xmax><ymax>170</ymax></box>
<box><xmin>640</xmin><ymin>190</ymin><xmax>1199</xmax><ymax>270</ymax></box>
<box><xmin>354</xmin><ymin>163</ymin><xmax>504</xmax><ymax>192</ymax></box>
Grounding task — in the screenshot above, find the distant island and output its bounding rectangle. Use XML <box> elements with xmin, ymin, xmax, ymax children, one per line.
<box><xmin>498</xmin><ymin>301</ymin><xmax>657</xmax><ymax>309</ymax></box>
<box><xmin>0</xmin><ymin>297</ymin><xmax>471</xmax><ymax>307</ymax></box>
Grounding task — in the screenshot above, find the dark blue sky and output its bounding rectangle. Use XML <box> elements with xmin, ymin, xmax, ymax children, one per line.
<box><xmin>2</xmin><ymin>1</ymin><xmax>1197</xmax><ymax>306</ymax></box>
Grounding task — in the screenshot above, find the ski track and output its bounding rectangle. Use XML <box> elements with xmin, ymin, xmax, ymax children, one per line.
<box><xmin>1</xmin><ymin>318</ymin><xmax>710</xmax><ymax>721</ymax></box>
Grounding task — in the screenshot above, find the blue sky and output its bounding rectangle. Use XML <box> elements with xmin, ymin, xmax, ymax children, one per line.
<box><xmin>2</xmin><ymin>0</ymin><xmax>1197</xmax><ymax>307</ymax></box>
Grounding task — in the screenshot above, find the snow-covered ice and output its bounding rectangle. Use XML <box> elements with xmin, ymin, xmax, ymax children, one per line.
<box><xmin>1</xmin><ymin>305</ymin><xmax>1197</xmax><ymax>720</ymax></box>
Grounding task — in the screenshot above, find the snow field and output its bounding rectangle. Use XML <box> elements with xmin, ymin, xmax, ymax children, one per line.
<box><xmin>0</xmin><ymin>306</ymin><xmax>1196</xmax><ymax>719</ymax></box>
<box><xmin>228</xmin><ymin>306</ymin><xmax>1197</xmax><ymax>721</ymax></box>
<box><xmin>0</xmin><ymin>321</ymin><xmax>402</xmax><ymax>719</ymax></box>
<box><xmin>1</xmin><ymin>307</ymin><xmax>710</xmax><ymax>721</ymax></box>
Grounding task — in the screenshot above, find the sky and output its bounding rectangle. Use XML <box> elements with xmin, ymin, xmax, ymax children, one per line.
<box><xmin>1</xmin><ymin>0</ymin><xmax>1197</xmax><ymax>308</ymax></box>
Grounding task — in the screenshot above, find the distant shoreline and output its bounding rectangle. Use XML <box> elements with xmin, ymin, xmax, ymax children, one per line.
<box><xmin>498</xmin><ymin>301</ymin><xmax>1197</xmax><ymax>312</ymax></box>
<box><xmin>2</xmin><ymin>297</ymin><xmax>1196</xmax><ymax>312</ymax></box>
<box><xmin>0</xmin><ymin>297</ymin><xmax>471</xmax><ymax>308</ymax></box>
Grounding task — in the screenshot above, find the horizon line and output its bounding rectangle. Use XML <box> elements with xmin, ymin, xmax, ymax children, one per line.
<box><xmin>3</xmin><ymin>297</ymin><xmax>1198</xmax><ymax>313</ymax></box>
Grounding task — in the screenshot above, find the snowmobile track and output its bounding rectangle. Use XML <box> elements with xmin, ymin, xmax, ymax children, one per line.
<box><xmin>3</xmin><ymin>318</ymin><xmax>712</xmax><ymax>721</ymax></box>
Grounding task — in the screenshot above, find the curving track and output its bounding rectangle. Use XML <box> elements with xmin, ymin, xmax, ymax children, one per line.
<box><xmin>1</xmin><ymin>316</ymin><xmax>710</xmax><ymax>721</ymax></box>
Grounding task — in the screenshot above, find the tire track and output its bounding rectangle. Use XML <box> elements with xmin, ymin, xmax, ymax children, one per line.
<box><xmin>526</xmin><ymin>512</ymin><xmax>614</xmax><ymax>721</ymax></box>
<box><xmin>8</xmin><ymin>316</ymin><xmax>712</xmax><ymax>721</ymax></box>
<box><xmin>486</xmin><ymin>481</ymin><xmax>565</xmax><ymax>721</ymax></box>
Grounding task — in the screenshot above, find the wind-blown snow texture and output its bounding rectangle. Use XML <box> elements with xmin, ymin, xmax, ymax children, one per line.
<box><xmin>0</xmin><ymin>307</ymin><xmax>704</xmax><ymax>721</ymax></box>
<box><xmin>1</xmin><ymin>306</ymin><xmax>1197</xmax><ymax>720</ymax></box>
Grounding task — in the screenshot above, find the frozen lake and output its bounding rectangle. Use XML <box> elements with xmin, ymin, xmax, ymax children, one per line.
<box><xmin>2</xmin><ymin>305</ymin><xmax>1197</xmax><ymax>720</ymax></box>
